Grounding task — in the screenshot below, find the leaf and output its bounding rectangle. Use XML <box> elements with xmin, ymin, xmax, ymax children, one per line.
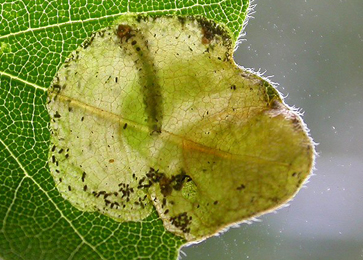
<box><xmin>0</xmin><ymin>1</ymin><xmax>314</xmax><ymax>260</ymax></box>
<box><xmin>46</xmin><ymin>15</ymin><xmax>314</xmax><ymax>243</ymax></box>
<box><xmin>0</xmin><ymin>1</ymin><xmax>250</xmax><ymax>260</ymax></box>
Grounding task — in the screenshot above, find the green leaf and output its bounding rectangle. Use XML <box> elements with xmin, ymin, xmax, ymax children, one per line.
<box><xmin>0</xmin><ymin>1</ymin><xmax>314</xmax><ymax>260</ymax></box>
<box><xmin>46</xmin><ymin>15</ymin><xmax>314</xmax><ymax>244</ymax></box>
<box><xmin>0</xmin><ymin>1</ymin><xmax>251</xmax><ymax>260</ymax></box>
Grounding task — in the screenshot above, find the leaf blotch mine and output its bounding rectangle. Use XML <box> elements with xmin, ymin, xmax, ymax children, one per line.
<box><xmin>47</xmin><ymin>15</ymin><xmax>314</xmax><ymax>243</ymax></box>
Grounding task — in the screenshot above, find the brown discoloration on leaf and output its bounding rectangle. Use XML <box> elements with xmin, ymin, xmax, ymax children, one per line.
<box><xmin>116</xmin><ymin>25</ymin><xmax>134</xmax><ymax>43</ymax></box>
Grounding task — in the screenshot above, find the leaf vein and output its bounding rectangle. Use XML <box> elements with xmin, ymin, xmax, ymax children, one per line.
<box><xmin>0</xmin><ymin>1</ymin><xmax>239</xmax><ymax>40</ymax></box>
<box><xmin>0</xmin><ymin>71</ymin><xmax>47</xmax><ymax>92</ymax></box>
<box><xmin>1</xmin><ymin>176</ymin><xmax>26</xmax><ymax>233</ymax></box>
<box><xmin>0</xmin><ymin>137</ymin><xmax>106</xmax><ymax>260</ymax></box>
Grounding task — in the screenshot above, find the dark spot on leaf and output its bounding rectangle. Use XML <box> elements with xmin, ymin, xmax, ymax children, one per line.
<box><xmin>178</xmin><ymin>16</ymin><xmax>186</xmax><ymax>25</ymax></box>
<box><xmin>170</xmin><ymin>170</ymin><xmax>192</xmax><ymax>191</ymax></box>
<box><xmin>54</xmin><ymin>111</ymin><xmax>61</xmax><ymax>118</ymax></box>
<box><xmin>237</xmin><ymin>184</ymin><xmax>245</xmax><ymax>191</ymax></box>
<box><xmin>116</xmin><ymin>24</ymin><xmax>134</xmax><ymax>43</ymax></box>
<box><xmin>170</xmin><ymin>212</ymin><xmax>191</xmax><ymax>233</ymax></box>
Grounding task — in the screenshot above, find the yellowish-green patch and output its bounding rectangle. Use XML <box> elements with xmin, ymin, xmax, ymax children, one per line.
<box><xmin>47</xmin><ymin>15</ymin><xmax>314</xmax><ymax>242</ymax></box>
<box><xmin>0</xmin><ymin>42</ymin><xmax>11</xmax><ymax>55</ymax></box>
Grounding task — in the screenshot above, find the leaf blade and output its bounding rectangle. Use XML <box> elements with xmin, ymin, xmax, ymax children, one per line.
<box><xmin>0</xmin><ymin>1</ymin><xmax>252</xmax><ymax>259</ymax></box>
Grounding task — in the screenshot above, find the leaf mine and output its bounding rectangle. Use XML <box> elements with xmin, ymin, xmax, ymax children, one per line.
<box><xmin>47</xmin><ymin>15</ymin><xmax>314</xmax><ymax>242</ymax></box>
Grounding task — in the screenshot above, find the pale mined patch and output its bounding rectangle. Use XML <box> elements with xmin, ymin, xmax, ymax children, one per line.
<box><xmin>47</xmin><ymin>15</ymin><xmax>314</xmax><ymax>242</ymax></box>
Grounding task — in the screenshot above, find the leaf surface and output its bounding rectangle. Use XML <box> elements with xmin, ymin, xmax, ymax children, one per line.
<box><xmin>0</xmin><ymin>1</ymin><xmax>314</xmax><ymax>260</ymax></box>
<box><xmin>46</xmin><ymin>15</ymin><xmax>314</xmax><ymax>243</ymax></box>
<box><xmin>0</xmin><ymin>1</ymin><xmax>249</xmax><ymax>259</ymax></box>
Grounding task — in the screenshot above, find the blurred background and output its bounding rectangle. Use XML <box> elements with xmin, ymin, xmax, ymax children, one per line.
<box><xmin>184</xmin><ymin>0</ymin><xmax>363</xmax><ymax>259</ymax></box>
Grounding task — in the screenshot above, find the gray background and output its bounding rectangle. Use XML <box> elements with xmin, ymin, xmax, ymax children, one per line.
<box><xmin>183</xmin><ymin>0</ymin><xmax>363</xmax><ymax>259</ymax></box>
